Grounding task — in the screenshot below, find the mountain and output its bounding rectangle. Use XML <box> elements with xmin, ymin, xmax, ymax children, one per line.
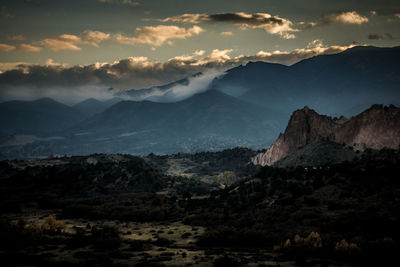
<box><xmin>0</xmin><ymin>98</ymin><xmax>83</xmax><ymax>135</ymax></box>
<box><xmin>73</xmin><ymin>97</ymin><xmax>122</xmax><ymax>117</ymax></box>
<box><xmin>66</xmin><ymin>90</ymin><xmax>286</xmax><ymax>155</ymax></box>
<box><xmin>119</xmin><ymin>73</ymin><xmax>202</xmax><ymax>101</ymax></box>
<box><xmin>210</xmin><ymin>46</ymin><xmax>400</xmax><ymax>116</ymax></box>
<box><xmin>253</xmin><ymin>104</ymin><xmax>400</xmax><ymax>166</ymax></box>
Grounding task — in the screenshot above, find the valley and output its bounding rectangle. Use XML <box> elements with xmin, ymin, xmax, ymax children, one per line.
<box><xmin>1</xmin><ymin>45</ymin><xmax>400</xmax><ymax>266</ymax></box>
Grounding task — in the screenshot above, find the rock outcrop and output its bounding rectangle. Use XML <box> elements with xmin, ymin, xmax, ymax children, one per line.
<box><xmin>253</xmin><ymin>104</ymin><xmax>400</xmax><ymax>166</ymax></box>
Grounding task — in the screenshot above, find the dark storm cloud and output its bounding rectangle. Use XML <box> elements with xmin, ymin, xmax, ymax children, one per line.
<box><xmin>208</xmin><ymin>13</ymin><xmax>284</xmax><ymax>26</ymax></box>
<box><xmin>161</xmin><ymin>12</ymin><xmax>297</xmax><ymax>39</ymax></box>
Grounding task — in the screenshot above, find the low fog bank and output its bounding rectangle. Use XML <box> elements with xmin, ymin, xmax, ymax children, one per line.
<box><xmin>0</xmin><ymin>71</ymin><xmax>227</xmax><ymax>106</ymax></box>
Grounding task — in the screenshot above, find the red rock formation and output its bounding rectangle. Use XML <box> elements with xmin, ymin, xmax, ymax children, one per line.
<box><xmin>253</xmin><ymin>104</ymin><xmax>400</xmax><ymax>166</ymax></box>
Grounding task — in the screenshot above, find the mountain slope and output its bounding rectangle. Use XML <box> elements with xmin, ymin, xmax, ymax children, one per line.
<box><xmin>64</xmin><ymin>90</ymin><xmax>286</xmax><ymax>155</ymax></box>
<box><xmin>73</xmin><ymin>90</ymin><xmax>280</xmax><ymax>140</ymax></box>
<box><xmin>119</xmin><ymin>73</ymin><xmax>201</xmax><ymax>101</ymax></box>
<box><xmin>73</xmin><ymin>98</ymin><xmax>111</xmax><ymax>117</ymax></box>
<box><xmin>211</xmin><ymin>46</ymin><xmax>400</xmax><ymax>115</ymax></box>
<box><xmin>253</xmin><ymin>104</ymin><xmax>400</xmax><ymax>166</ymax></box>
<box><xmin>0</xmin><ymin>98</ymin><xmax>84</xmax><ymax>135</ymax></box>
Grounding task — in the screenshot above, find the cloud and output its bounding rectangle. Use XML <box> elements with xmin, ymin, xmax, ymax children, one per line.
<box><xmin>114</xmin><ymin>25</ymin><xmax>204</xmax><ymax>47</ymax></box>
<box><xmin>9</xmin><ymin>35</ymin><xmax>26</xmax><ymax>41</ymax></box>
<box><xmin>0</xmin><ymin>62</ymin><xmax>30</xmax><ymax>73</ymax></box>
<box><xmin>0</xmin><ymin>43</ymin><xmax>16</xmax><ymax>52</ymax></box>
<box><xmin>161</xmin><ymin>12</ymin><xmax>297</xmax><ymax>39</ymax></box>
<box><xmin>135</xmin><ymin>71</ymin><xmax>224</xmax><ymax>102</ymax></box>
<box><xmin>83</xmin><ymin>30</ymin><xmax>111</xmax><ymax>46</ymax></box>
<box><xmin>333</xmin><ymin>11</ymin><xmax>369</xmax><ymax>24</ymax></box>
<box><xmin>161</xmin><ymin>13</ymin><xmax>209</xmax><ymax>23</ymax></box>
<box><xmin>17</xmin><ymin>44</ymin><xmax>42</xmax><ymax>52</ymax></box>
<box><xmin>38</xmin><ymin>34</ymin><xmax>82</xmax><ymax>51</ymax></box>
<box><xmin>368</xmin><ymin>33</ymin><xmax>394</xmax><ymax>40</ymax></box>
<box><xmin>221</xmin><ymin>31</ymin><xmax>233</xmax><ymax>36</ymax></box>
<box><xmin>194</xmin><ymin>50</ymin><xmax>205</xmax><ymax>56</ymax></box>
<box><xmin>45</xmin><ymin>58</ymin><xmax>67</xmax><ymax>68</ymax></box>
<box><xmin>305</xmin><ymin>11</ymin><xmax>369</xmax><ymax>29</ymax></box>
<box><xmin>98</xmin><ymin>0</ymin><xmax>140</xmax><ymax>7</ymax></box>
<box><xmin>0</xmin><ymin>42</ymin><xmax>357</xmax><ymax>101</ymax></box>
<box><xmin>37</xmin><ymin>31</ymin><xmax>110</xmax><ymax>51</ymax></box>
<box><xmin>240</xmin><ymin>41</ymin><xmax>356</xmax><ymax>65</ymax></box>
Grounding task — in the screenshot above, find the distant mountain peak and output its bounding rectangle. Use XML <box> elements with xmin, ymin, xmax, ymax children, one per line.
<box><xmin>33</xmin><ymin>97</ymin><xmax>61</xmax><ymax>104</ymax></box>
<box><xmin>294</xmin><ymin>106</ymin><xmax>315</xmax><ymax>114</ymax></box>
<box><xmin>340</xmin><ymin>45</ymin><xmax>400</xmax><ymax>54</ymax></box>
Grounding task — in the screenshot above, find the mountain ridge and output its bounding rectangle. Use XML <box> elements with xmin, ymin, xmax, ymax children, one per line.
<box><xmin>211</xmin><ymin>45</ymin><xmax>400</xmax><ymax>116</ymax></box>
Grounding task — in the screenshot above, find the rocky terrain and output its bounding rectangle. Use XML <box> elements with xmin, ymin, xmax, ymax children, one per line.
<box><xmin>1</xmin><ymin>147</ymin><xmax>399</xmax><ymax>266</ymax></box>
<box><xmin>253</xmin><ymin>104</ymin><xmax>400</xmax><ymax>166</ymax></box>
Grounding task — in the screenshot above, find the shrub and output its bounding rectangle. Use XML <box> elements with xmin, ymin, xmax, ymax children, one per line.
<box><xmin>91</xmin><ymin>225</ymin><xmax>121</xmax><ymax>249</ymax></box>
<box><xmin>197</xmin><ymin>226</ymin><xmax>268</xmax><ymax>247</ymax></box>
<box><xmin>40</xmin><ymin>216</ymin><xmax>65</xmax><ymax>234</ymax></box>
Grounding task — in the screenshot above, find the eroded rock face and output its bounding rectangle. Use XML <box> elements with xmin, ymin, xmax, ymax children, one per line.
<box><xmin>253</xmin><ymin>104</ymin><xmax>400</xmax><ymax>166</ymax></box>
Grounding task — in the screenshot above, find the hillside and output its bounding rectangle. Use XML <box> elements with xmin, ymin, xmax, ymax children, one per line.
<box><xmin>0</xmin><ymin>98</ymin><xmax>83</xmax><ymax>135</ymax></box>
<box><xmin>62</xmin><ymin>90</ymin><xmax>286</xmax><ymax>155</ymax></box>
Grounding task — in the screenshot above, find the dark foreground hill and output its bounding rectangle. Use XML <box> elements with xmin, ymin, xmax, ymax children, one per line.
<box><xmin>0</xmin><ymin>148</ymin><xmax>399</xmax><ymax>266</ymax></box>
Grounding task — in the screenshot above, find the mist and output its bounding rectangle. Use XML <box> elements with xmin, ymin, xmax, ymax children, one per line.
<box><xmin>115</xmin><ymin>70</ymin><xmax>227</xmax><ymax>103</ymax></box>
<box><xmin>0</xmin><ymin>85</ymin><xmax>119</xmax><ymax>105</ymax></box>
<box><xmin>148</xmin><ymin>71</ymin><xmax>225</xmax><ymax>102</ymax></box>
<box><xmin>0</xmin><ymin>70</ymin><xmax>228</xmax><ymax>105</ymax></box>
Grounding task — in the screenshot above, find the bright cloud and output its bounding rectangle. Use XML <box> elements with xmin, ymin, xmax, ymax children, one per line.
<box><xmin>161</xmin><ymin>13</ymin><xmax>210</xmax><ymax>24</ymax></box>
<box><xmin>9</xmin><ymin>35</ymin><xmax>26</xmax><ymax>41</ymax></box>
<box><xmin>38</xmin><ymin>35</ymin><xmax>83</xmax><ymax>51</ymax></box>
<box><xmin>17</xmin><ymin>44</ymin><xmax>42</xmax><ymax>52</ymax></box>
<box><xmin>0</xmin><ymin>43</ymin><xmax>16</xmax><ymax>52</ymax></box>
<box><xmin>306</xmin><ymin>11</ymin><xmax>369</xmax><ymax>29</ymax></box>
<box><xmin>83</xmin><ymin>30</ymin><xmax>111</xmax><ymax>46</ymax></box>
<box><xmin>114</xmin><ymin>25</ymin><xmax>204</xmax><ymax>47</ymax></box>
<box><xmin>0</xmin><ymin>43</ymin><xmax>356</xmax><ymax>94</ymax></box>
<box><xmin>221</xmin><ymin>31</ymin><xmax>233</xmax><ymax>36</ymax></box>
<box><xmin>37</xmin><ymin>31</ymin><xmax>110</xmax><ymax>51</ymax></box>
<box><xmin>333</xmin><ymin>11</ymin><xmax>369</xmax><ymax>24</ymax></box>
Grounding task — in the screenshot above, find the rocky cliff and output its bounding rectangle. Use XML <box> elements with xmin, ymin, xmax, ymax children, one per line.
<box><xmin>253</xmin><ymin>104</ymin><xmax>400</xmax><ymax>166</ymax></box>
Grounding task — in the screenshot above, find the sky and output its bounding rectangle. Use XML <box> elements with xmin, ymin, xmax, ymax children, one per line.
<box><xmin>0</xmin><ymin>0</ymin><xmax>399</xmax><ymax>102</ymax></box>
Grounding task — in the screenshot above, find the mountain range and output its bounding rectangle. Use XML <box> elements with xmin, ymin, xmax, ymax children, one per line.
<box><xmin>211</xmin><ymin>46</ymin><xmax>400</xmax><ymax>116</ymax></box>
<box><xmin>1</xmin><ymin>45</ymin><xmax>400</xmax><ymax>159</ymax></box>
<box><xmin>61</xmin><ymin>89</ymin><xmax>285</xmax><ymax>156</ymax></box>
